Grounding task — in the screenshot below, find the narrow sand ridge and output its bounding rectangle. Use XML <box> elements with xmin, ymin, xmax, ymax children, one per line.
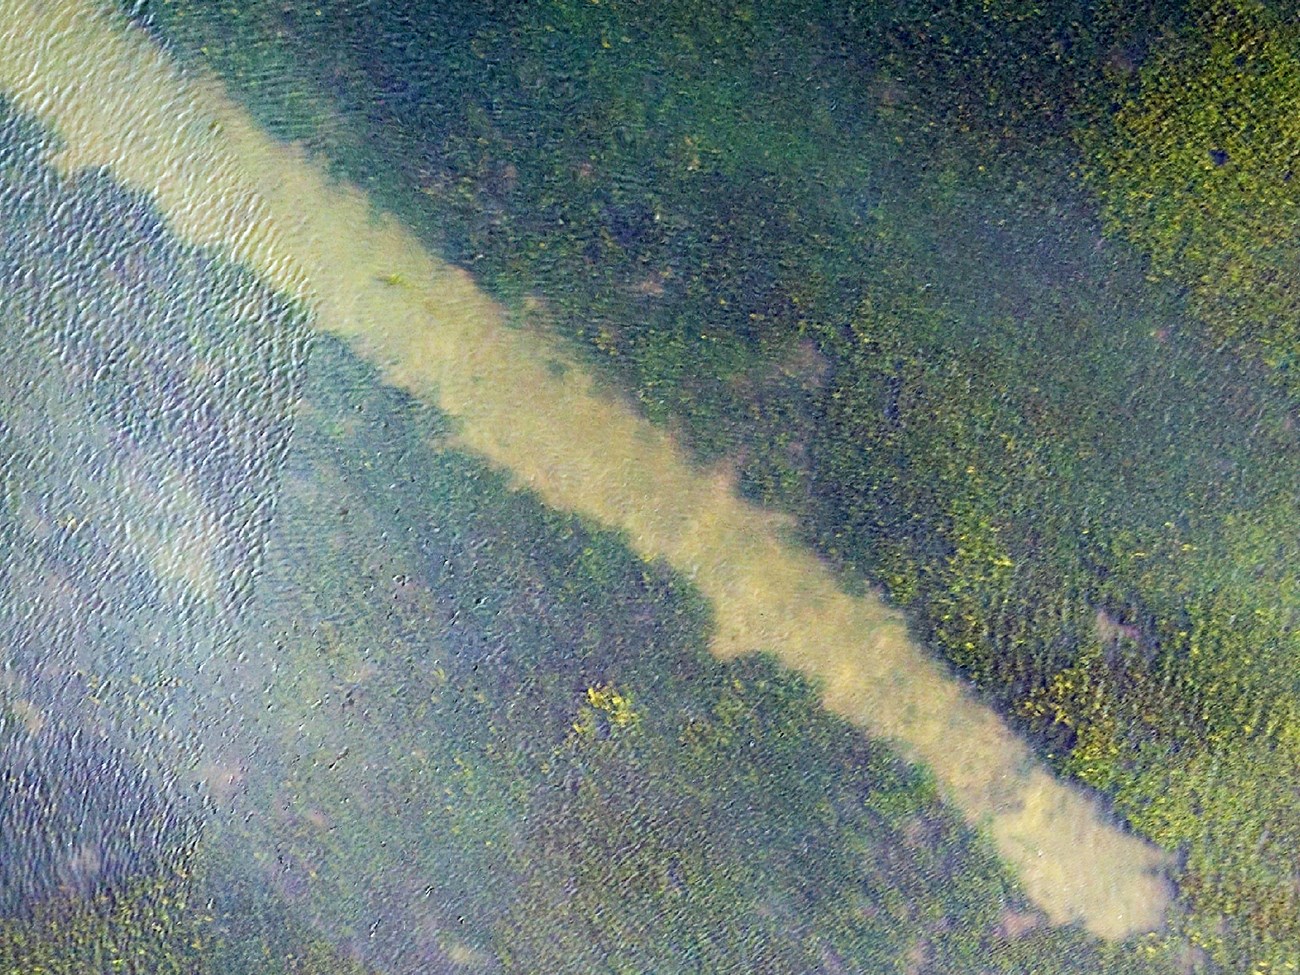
<box><xmin>0</xmin><ymin>0</ymin><xmax>1173</xmax><ymax>937</ymax></box>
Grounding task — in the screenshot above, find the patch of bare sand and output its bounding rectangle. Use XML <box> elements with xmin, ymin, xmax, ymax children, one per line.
<box><xmin>0</xmin><ymin>0</ymin><xmax>1172</xmax><ymax>937</ymax></box>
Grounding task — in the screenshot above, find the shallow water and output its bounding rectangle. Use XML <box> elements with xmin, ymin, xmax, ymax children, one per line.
<box><xmin>0</xmin><ymin>0</ymin><xmax>1172</xmax><ymax>942</ymax></box>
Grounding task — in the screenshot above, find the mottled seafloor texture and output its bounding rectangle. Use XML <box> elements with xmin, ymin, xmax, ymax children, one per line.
<box><xmin>5</xmin><ymin>0</ymin><xmax>1300</xmax><ymax>972</ymax></box>
<box><xmin>0</xmin><ymin>96</ymin><xmax>1059</xmax><ymax>971</ymax></box>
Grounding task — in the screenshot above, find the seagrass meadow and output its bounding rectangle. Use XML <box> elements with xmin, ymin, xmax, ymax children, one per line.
<box><xmin>3</xmin><ymin>0</ymin><xmax>1300</xmax><ymax>971</ymax></box>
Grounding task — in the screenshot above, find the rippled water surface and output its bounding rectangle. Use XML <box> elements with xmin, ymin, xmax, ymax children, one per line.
<box><xmin>2</xmin><ymin>1</ymin><xmax>1247</xmax><ymax>972</ymax></box>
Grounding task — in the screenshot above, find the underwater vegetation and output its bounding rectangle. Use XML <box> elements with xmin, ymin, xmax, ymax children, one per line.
<box><xmin>2</xmin><ymin>0</ymin><xmax>1294</xmax><ymax>968</ymax></box>
<box><xmin>1084</xmin><ymin>0</ymin><xmax>1300</xmax><ymax>389</ymax></box>
<box><xmin>221</xmin><ymin>334</ymin><xmax>1104</xmax><ymax>974</ymax></box>
<box><xmin>128</xmin><ymin>1</ymin><xmax>1300</xmax><ymax>968</ymax></box>
<box><xmin>0</xmin><ymin>74</ymin><xmax>1150</xmax><ymax>970</ymax></box>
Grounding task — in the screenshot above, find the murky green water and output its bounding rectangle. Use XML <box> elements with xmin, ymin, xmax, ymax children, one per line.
<box><xmin>0</xmin><ymin>2</ymin><xmax>1206</xmax><ymax>972</ymax></box>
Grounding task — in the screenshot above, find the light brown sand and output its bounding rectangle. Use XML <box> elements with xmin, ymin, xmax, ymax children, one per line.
<box><xmin>0</xmin><ymin>0</ymin><xmax>1172</xmax><ymax>937</ymax></box>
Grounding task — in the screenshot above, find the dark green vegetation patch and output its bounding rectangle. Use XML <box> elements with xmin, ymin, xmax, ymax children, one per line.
<box><xmin>1084</xmin><ymin>0</ymin><xmax>1300</xmax><ymax>390</ymax></box>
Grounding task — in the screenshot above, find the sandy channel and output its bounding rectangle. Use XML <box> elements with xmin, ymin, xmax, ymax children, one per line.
<box><xmin>0</xmin><ymin>0</ymin><xmax>1172</xmax><ymax>937</ymax></box>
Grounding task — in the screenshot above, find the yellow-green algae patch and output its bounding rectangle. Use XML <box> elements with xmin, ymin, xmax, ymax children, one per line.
<box><xmin>0</xmin><ymin>0</ymin><xmax>1171</xmax><ymax>937</ymax></box>
<box><xmin>1082</xmin><ymin>0</ymin><xmax>1300</xmax><ymax>382</ymax></box>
